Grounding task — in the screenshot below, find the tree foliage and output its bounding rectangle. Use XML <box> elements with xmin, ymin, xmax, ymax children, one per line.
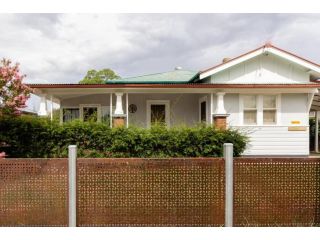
<box><xmin>79</xmin><ymin>68</ymin><xmax>120</xmax><ymax>84</ymax></box>
<box><xmin>0</xmin><ymin>59</ymin><xmax>32</xmax><ymax>116</ymax></box>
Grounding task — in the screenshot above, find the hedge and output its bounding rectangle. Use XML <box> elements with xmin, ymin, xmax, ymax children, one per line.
<box><xmin>0</xmin><ymin>115</ymin><xmax>248</xmax><ymax>158</ymax></box>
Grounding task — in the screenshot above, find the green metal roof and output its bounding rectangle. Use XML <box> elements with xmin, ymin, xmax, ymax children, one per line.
<box><xmin>106</xmin><ymin>69</ymin><xmax>199</xmax><ymax>84</ymax></box>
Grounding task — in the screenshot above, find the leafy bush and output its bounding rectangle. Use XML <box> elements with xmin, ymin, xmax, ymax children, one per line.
<box><xmin>0</xmin><ymin>115</ymin><xmax>248</xmax><ymax>158</ymax></box>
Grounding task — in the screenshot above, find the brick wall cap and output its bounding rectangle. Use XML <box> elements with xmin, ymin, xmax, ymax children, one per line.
<box><xmin>213</xmin><ymin>114</ymin><xmax>230</xmax><ymax>117</ymax></box>
<box><xmin>113</xmin><ymin>114</ymin><xmax>127</xmax><ymax>118</ymax></box>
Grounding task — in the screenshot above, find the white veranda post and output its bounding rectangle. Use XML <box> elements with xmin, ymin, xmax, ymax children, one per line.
<box><xmin>110</xmin><ymin>93</ymin><xmax>113</xmax><ymax>128</ymax></box>
<box><xmin>114</xmin><ymin>93</ymin><xmax>124</xmax><ymax>115</ymax></box>
<box><xmin>126</xmin><ymin>93</ymin><xmax>129</xmax><ymax>128</ymax></box>
<box><xmin>38</xmin><ymin>94</ymin><xmax>48</xmax><ymax>116</ymax></box>
<box><xmin>111</xmin><ymin>92</ymin><xmax>127</xmax><ymax>128</ymax></box>
<box><xmin>214</xmin><ymin>92</ymin><xmax>227</xmax><ymax>115</ymax></box>
<box><xmin>210</xmin><ymin>93</ymin><xmax>214</xmax><ymax>124</ymax></box>
<box><xmin>50</xmin><ymin>95</ymin><xmax>53</xmax><ymax>121</ymax></box>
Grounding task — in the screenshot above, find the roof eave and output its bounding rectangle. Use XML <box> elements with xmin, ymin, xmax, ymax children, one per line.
<box><xmin>106</xmin><ymin>81</ymin><xmax>191</xmax><ymax>84</ymax></box>
<box><xmin>27</xmin><ymin>83</ymin><xmax>320</xmax><ymax>89</ymax></box>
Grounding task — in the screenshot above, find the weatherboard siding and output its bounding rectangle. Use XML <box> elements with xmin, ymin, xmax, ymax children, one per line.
<box><xmin>236</xmin><ymin>126</ymin><xmax>309</xmax><ymax>155</ymax></box>
<box><xmin>280</xmin><ymin>93</ymin><xmax>309</xmax><ymax>125</ymax></box>
<box><xmin>224</xmin><ymin>93</ymin><xmax>309</xmax><ymax>127</ymax></box>
<box><xmin>230</xmin><ymin>93</ymin><xmax>310</xmax><ymax>155</ymax></box>
<box><xmin>206</xmin><ymin>54</ymin><xmax>310</xmax><ymax>84</ymax></box>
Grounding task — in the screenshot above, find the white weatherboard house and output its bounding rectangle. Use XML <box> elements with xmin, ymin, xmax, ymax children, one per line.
<box><xmin>29</xmin><ymin>44</ymin><xmax>320</xmax><ymax>156</ymax></box>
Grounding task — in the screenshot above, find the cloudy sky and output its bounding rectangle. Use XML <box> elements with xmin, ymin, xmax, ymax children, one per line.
<box><xmin>1</xmin><ymin>13</ymin><xmax>320</xmax><ymax>85</ymax></box>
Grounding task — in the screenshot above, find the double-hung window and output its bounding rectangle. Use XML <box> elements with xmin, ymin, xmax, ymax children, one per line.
<box><xmin>62</xmin><ymin>108</ymin><xmax>79</xmax><ymax>122</ymax></box>
<box><xmin>263</xmin><ymin>95</ymin><xmax>277</xmax><ymax>125</ymax></box>
<box><xmin>243</xmin><ymin>95</ymin><xmax>257</xmax><ymax>125</ymax></box>
<box><xmin>242</xmin><ymin>94</ymin><xmax>278</xmax><ymax>126</ymax></box>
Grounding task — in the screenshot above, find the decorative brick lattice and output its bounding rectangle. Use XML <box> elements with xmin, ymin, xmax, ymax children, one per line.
<box><xmin>234</xmin><ymin>158</ymin><xmax>320</xmax><ymax>226</ymax></box>
<box><xmin>0</xmin><ymin>157</ymin><xmax>320</xmax><ymax>226</ymax></box>
<box><xmin>77</xmin><ymin>158</ymin><xmax>225</xmax><ymax>226</ymax></box>
<box><xmin>0</xmin><ymin>159</ymin><xmax>68</xmax><ymax>226</ymax></box>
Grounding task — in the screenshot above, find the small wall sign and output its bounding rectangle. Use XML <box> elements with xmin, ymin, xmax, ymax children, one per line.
<box><xmin>288</xmin><ymin>126</ymin><xmax>306</xmax><ymax>131</ymax></box>
<box><xmin>291</xmin><ymin>121</ymin><xmax>300</xmax><ymax>124</ymax></box>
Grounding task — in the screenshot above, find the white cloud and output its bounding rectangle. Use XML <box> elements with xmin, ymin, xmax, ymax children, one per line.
<box><xmin>0</xmin><ymin>13</ymin><xmax>319</xmax><ymax>85</ymax></box>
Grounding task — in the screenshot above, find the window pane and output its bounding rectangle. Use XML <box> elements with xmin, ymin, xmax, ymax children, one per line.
<box><xmin>151</xmin><ymin>104</ymin><xmax>166</xmax><ymax>125</ymax></box>
<box><xmin>243</xmin><ymin>95</ymin><xmax>256</xmax><ymax>108</ymax></box>
<box><xmin>263</xmin><ymin>95</ymin><xmax>276</xmax><ymax>108</ymax></box>
<box><xmin>263</xmin><ymin>110</ymin><xmax>276</xmax><ymax>124</ymax></box>
<box><xmin>83</xmin><ymin>107</ymin><xmax>98</xmax><ymax>122</ymax></box>
<box><xmin>63</xmin><ymin>108</ymin><xmax>79</xmax><ymax>122</ymax></box>
<box><xmin>244</xmin><ymin>110</ymin><xmax>257</xmax><ymax>125</ymax></box>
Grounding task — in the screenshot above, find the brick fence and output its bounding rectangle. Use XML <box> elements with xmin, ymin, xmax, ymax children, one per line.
<box><xmin>0</xmin><ymin>157</ymin><xmax>319</xmax><ymax>226</ymax></box>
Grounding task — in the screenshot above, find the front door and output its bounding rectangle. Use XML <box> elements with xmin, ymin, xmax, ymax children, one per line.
<box><xmin>80</xmin><ymin>104</ymin><xmax>101</xmax><ymax>122</ymax></box>
<box><xmin>200</xmin><ymin>101</ymin><xmax>207</xmax><ymax>122</ymax></box>
<box><xmin>147</xmin><ymin>100</ymin><xmax>170</xmax><ymax>127</ymax></box>
<box><xmin>199</xmin><ymin>96</ymin><xmax>208</xmax><ymax>123</ymax></box>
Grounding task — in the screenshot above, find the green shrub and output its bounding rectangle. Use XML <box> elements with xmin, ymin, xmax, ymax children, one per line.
<box><xmin>0</xmin><ymin>116</ymin><xmax>248</xmax><ymax>158</ymax></box>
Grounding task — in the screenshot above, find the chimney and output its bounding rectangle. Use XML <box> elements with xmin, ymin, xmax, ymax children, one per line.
<box><xmin>222</xmin><ymin>58</ymin><xmax>231</xmax><ymax>63</ymax></box>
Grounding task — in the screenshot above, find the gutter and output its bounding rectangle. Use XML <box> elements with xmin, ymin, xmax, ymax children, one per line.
<box><xmin>27</xmin><ymin>83</ymin><xmax>320</xmax><ymax>89</ymax></box>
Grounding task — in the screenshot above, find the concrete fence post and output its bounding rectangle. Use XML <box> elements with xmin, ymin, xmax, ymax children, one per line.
<box><xmin>68</xmin><ymin>145</ymin><xmax>77</xmax><ymax>227</ymax></box>
<box><xmin>224</xmin><ymin>143</ymin><xmax>233</xmax><ymax>227</ymax></box>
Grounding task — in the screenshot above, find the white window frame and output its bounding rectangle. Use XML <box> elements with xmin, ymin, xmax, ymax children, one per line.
<box><xmin>79</xmin><ymin>104</ymin><xmax>102</xmax><ymax>123</ymax></box>
<box><xmin>146</xmin><ymin>100</ymin><xmax>170</xmax><ymax>128</ymax></box>
<box><xmin>60</xmin><ymin>106</ymin><xmax>80</xmax><ymax>124</ymax></box>
<box><xmin>262</xmin><ymin>95</ymin><xmax>279</xmax><ymax>125</ymax></box>
<box><xmin>242</xmin><ymin>95</ymin><xmax>258</xmax><ymax>126</ymax></box>
<box><xmin>239</xmin><ymin>94</ymin><xmax>281</xmax><ymax>126</ymax></box>
<box><xmin>198</xmin><ymin>96</ymin><xmax>208</xmax><ymax>124</ymax></box>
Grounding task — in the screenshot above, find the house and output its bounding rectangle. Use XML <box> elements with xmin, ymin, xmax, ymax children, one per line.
<box><xmin>28</xmin><ymin>43</ymin><xmax>320</xmax><ymax>156</ymax></box>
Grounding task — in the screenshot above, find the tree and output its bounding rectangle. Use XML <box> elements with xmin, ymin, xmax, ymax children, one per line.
<box><xmin>0</xmin><ymin>58</ymin><xmax>32</xmax><ymax>116</ymax></box>
<box><xmin>79</xmin><ymin>68</ymin><xmax>120</xmax><ymax>84</ymax></box>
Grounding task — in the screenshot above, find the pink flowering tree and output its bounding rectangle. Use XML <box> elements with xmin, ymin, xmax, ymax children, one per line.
<box><xmin>0</xmin><ymin>59</ymin><xmax>32</xmax><ymax>158</ymax></box>
<box><xmin>0</xmin><ymin>58</ymin><xmax>32</xmax><ymax>116</ymax></box>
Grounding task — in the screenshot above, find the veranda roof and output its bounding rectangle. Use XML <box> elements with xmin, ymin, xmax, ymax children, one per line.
<box><xmin>107</xmin><ymin>69</ymin><xmax>199</xmax><ymax>84</ymax></box>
